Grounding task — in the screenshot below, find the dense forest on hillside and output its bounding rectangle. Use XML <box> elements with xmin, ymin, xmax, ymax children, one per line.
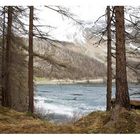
<box><xmin>32</xmin><ymin>39</ymin><xmax>106</xmax><ymax>80</ymax></box>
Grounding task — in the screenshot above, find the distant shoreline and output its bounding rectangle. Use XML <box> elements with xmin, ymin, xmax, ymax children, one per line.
<box><xmin>34</xmin><ymin>78</ymin><xmax>106</xmax><ymax>85</ymax></box>
<box><xmin>34</xmin><ymin>77</ymin><xmax>139</xmax><ymax>85</ymax></box>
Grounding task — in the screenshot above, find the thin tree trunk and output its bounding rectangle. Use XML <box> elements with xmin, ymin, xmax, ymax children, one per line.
<box><xmin>28</xmin><ymin>6</ymin><xmax>34</xmax><ymax>113</ymax></box>
<box><xmin>115</xmin><ymin>6</ymin><xmax>130</xmax><ymax>109</ymax></box>
<box><xmin>1</xmin><ymin>6</ymin><xmax>6</xmax><ymax>106</ymax></box>
<box><xmin>106</xmin><ymin>6</ymin><xmax>112</xmax><ymax>111</ymax></box>
<box><xmin>5</xmin><ymin>6</ymin><xmax>13</xmax><ymax>107</ymax></box>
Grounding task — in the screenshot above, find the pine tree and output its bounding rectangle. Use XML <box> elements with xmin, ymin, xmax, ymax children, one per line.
<box><xmin>1</xmin><ymin>6</ymin><xmax>6</xmax><ymax>106</ymax></box>
<box><xmin>114</xmin><ymin>6</ymin><xmax>130</xmax><ymax>109</ymax></box>
<box><xmin>5</xmin><ymin>6</ymin><xmax>13</xmax><ymax>107</ymax></box>
<box><xmin>106</xmin><ymin>6</ymin><xmax>112</xmax><ymax>111</ymax></box>
<box><xmin>28</xmin><ymin>6</ymin><xmax>34</xmax><ymax>113</ymax></box>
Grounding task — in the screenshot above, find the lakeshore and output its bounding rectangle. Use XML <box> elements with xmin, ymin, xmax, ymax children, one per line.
<box><xmin>0</xmin><ymin>106</ymin><xmax>140</xmax><ymax>133</ymax></box>
<box><xmin>34</xmin><ymin>77</ymin><xmax>139</xmax><ymax>85</ymax></box>
<box><xmin>34</xmin><ymin>78</ymin><xmax>106</xmax><ymax>85</ymax></box>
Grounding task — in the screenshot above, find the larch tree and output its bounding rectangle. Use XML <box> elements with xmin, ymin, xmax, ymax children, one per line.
<box><xmin>1</xmin><ymin>6</ymin><xmax>6</xmax><ymax>106</ymax></box>
<box><xmin>114</xmin><ymin>6</ymin><xmax>130</xmax><ymax>109</ymax></box>
<box><xmin>106</xmin><ymin>6</ymin><xmax>112</xmax><ymax>111</ymax></box>
<box><xmin>5</xmin><ymin>6</ymin><xmax>13</xmax><ymax>107</ymax></box>
<box><xmin>28</xmin><ymin>6</ymin><xmax>34</xmax><ymax>113</ymax></box>
<box><xmin>0</xmin><ymin>5</ymin><xmax>79</xmax><ymax>111</ymax></box>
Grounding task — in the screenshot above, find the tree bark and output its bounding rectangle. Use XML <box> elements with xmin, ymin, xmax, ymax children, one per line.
<box><xmin>28</xmin><ymin>6</ymin><xmax>34</xmax><ymax>113</ymax></box>
<box><xmin>115</xmin><ymin>6</ymin><xmax>130</xmax><ymax>109</ymax></box>
<box><xmin>5</xmin><ymin>6</ymin><xmax>13</xmax><ymax>107</ymax></box>
<box><xmin>1</xmin><ymin>6</ymin><xmax>6</xmax><ymax>106</ymax></box>
<box><xmin>106</xmin><ymin>6</ymin><xmax>112</xmax><ymax>111</ymax></box>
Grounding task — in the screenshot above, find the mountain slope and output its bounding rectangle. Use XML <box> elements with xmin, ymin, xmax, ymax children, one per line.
<box><xmin>33</xmin><ymin>39</ymin><xmax>107</xmax><ymax>80</ymax></box>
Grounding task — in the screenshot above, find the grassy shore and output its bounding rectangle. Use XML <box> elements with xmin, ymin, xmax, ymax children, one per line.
<box><xmin>0</xmin><ymin>106</ymin><xmax>140</xmax><ymax>133</ymax></box>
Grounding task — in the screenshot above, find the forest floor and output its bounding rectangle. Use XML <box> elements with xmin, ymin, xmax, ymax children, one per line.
<box><xmin>0</xmin><ymin>106</ymin><xmax>140</xmax><ymax>133</ymax></box>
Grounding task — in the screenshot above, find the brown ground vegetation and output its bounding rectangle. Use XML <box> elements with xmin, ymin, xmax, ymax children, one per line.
<box><xmin>0</xmin><ymin>106</ymin><xmax>140</xmax><ymax>133</ymax></box>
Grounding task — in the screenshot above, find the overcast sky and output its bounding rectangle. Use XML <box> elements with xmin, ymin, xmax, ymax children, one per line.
<box><xmin>37</xmin><ymin>5</ymin><xmax>106</xmax><ymax>42</ymax></box>
<box><xmin>1</xmin><ymin>0</ymin><xmax>139</xmax><ymax>42</ymax></box>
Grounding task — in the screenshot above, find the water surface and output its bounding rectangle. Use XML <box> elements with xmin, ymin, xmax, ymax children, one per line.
<box><xmin>34</xmin><ymin>83</ymin><xmax>140</xmax><ymax>123</ymax></box>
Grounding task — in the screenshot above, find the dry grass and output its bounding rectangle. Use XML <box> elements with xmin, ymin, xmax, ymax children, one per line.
<box><xmin>0</xmin><ymin>106</ymin><xmax>81</xmax><ymax>133</ymax></box>
<box><xmin>74</xmin><ymin>111</ymin><xmax>111</xmax><ymax>133</ymax></box>
<box><xmin>0</xmin><ymin>106</ymin><xmax>140</xmax><ymax>134</ymax></box>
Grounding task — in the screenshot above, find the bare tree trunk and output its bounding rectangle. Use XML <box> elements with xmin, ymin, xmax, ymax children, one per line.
<box><xmin>115</xmin><ymin>6</ymin><xmax>130</xmax><ymax>109</ymax></box>
<box><xmin>1</xmin><ymin>7</ymin><xmax>6</xmax><ymax>106</ymax></box>
<box><xmin>28</xmin><ymin>6</ymin><xmax>34</xmax><ymax>113</ymax></box>
<box><xmin>106</xmin><ymin>6</ymin><xmax>112</xmax><ymax>111</ymax></box>
<box><xmin>5</xmin><ymin>6</ymin><xmax>13</xmax><ymax>107</ymax></box>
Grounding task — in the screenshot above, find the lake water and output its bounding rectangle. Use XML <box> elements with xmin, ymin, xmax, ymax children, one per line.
<box><xmin>34</xmin><ymin>83</ymin><xmax>140</xmax><ymax>123</ymax></box>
